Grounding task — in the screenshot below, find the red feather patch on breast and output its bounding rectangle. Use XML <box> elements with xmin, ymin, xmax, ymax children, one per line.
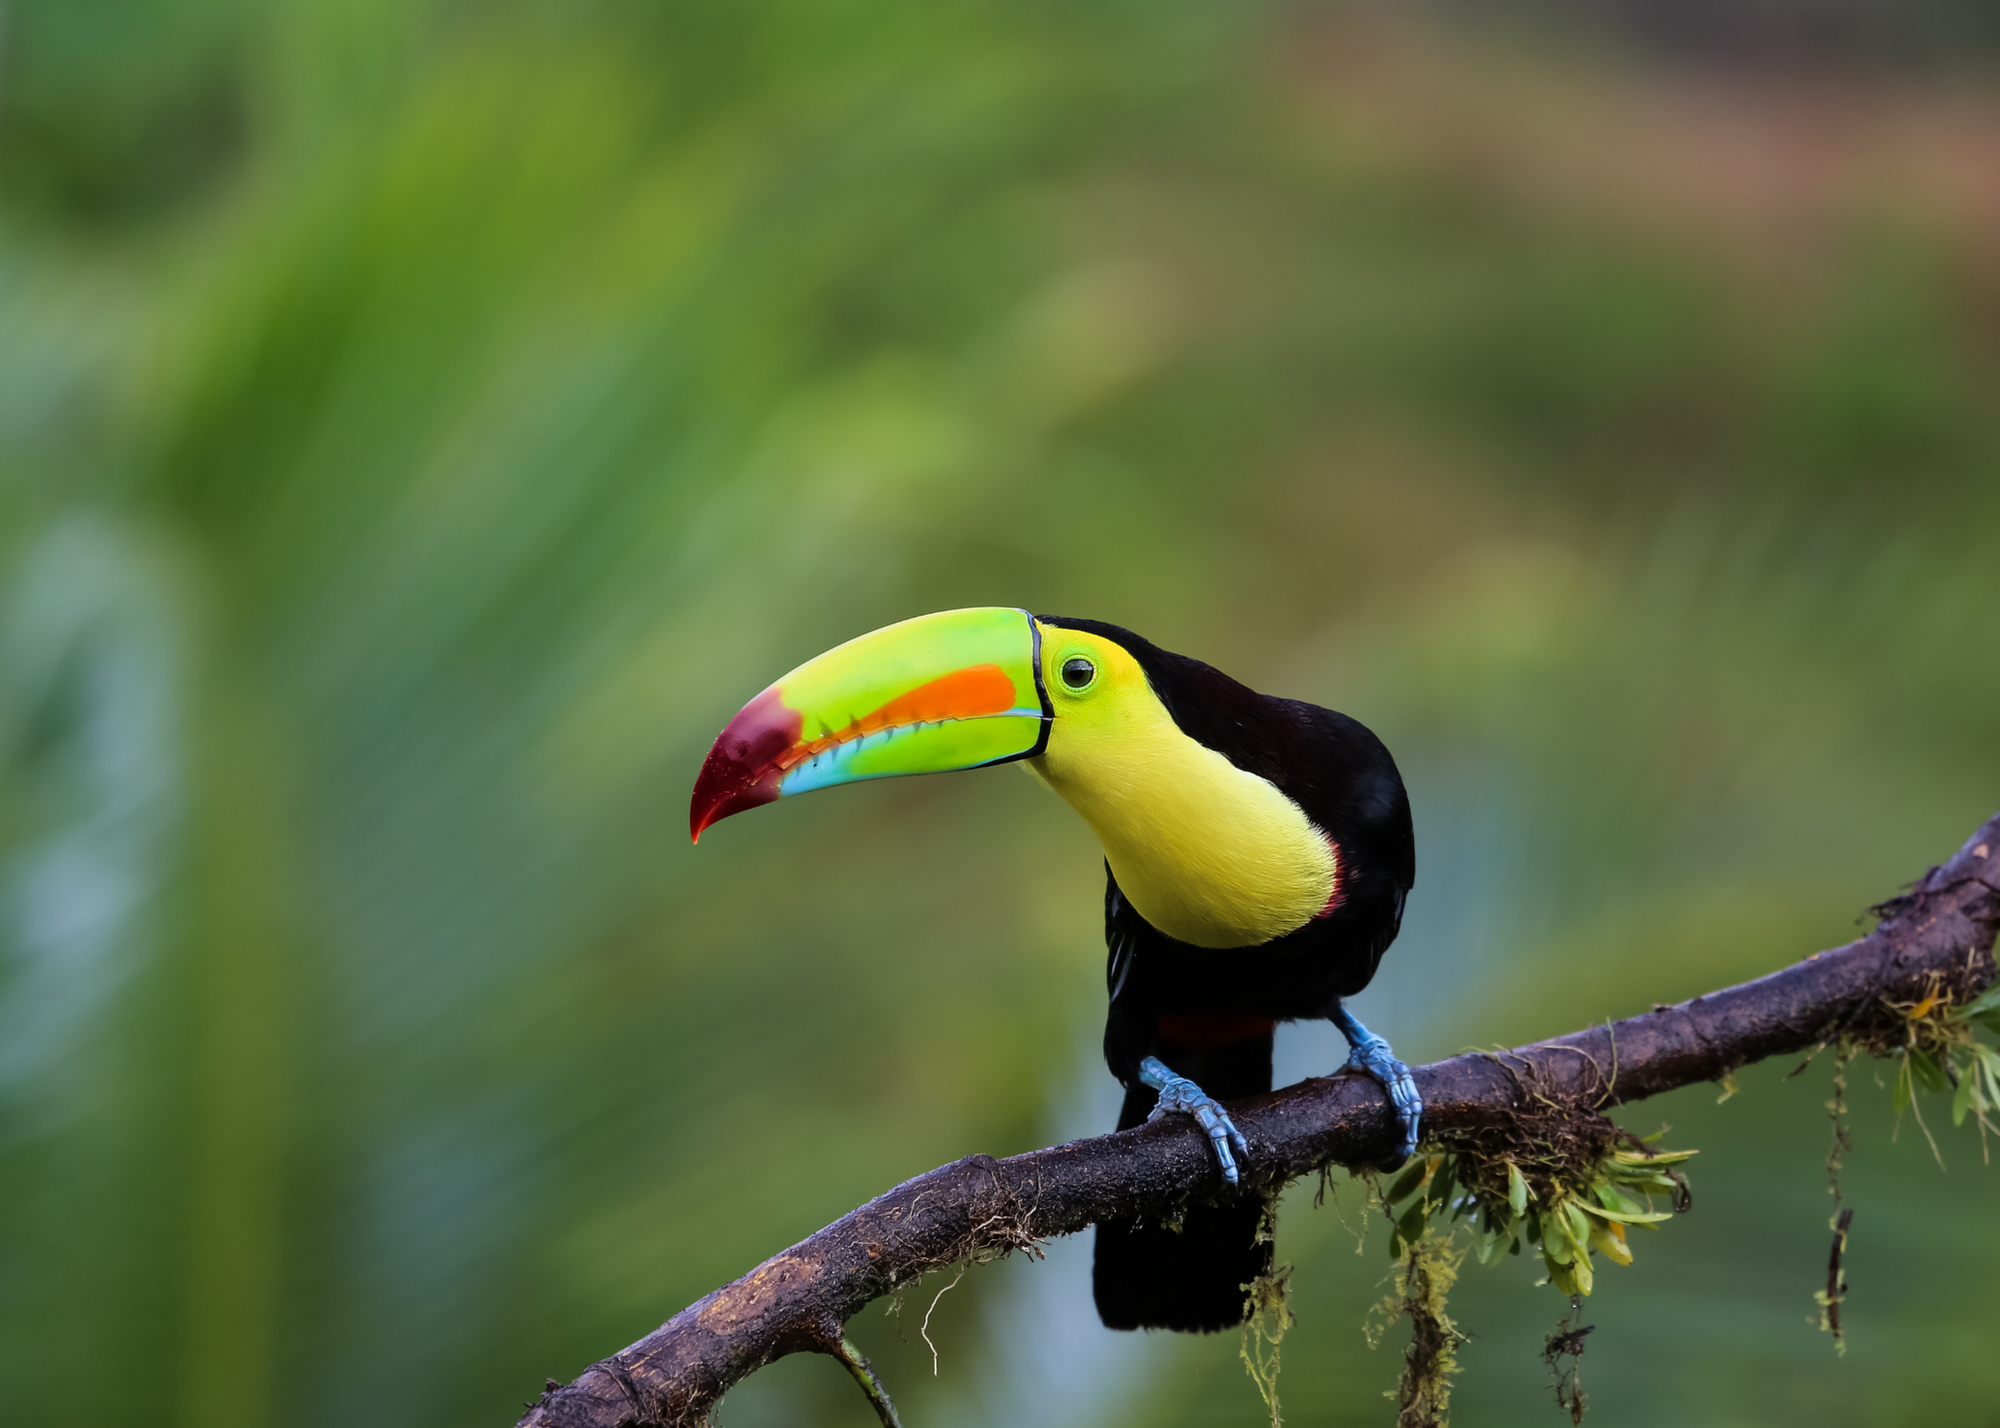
<box><xmin>1316</xmin><ymin>836</ymin><xmax>1345</xmax><ymax>918</ymax></box>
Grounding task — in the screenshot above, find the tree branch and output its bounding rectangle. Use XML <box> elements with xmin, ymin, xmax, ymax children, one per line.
<box><xmin>515</xmin><ymin>812</ymin><xmax>2000</xmax><ymax>1428</ymax></box>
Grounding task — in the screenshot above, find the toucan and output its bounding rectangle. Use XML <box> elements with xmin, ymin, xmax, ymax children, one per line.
<box><xmin>690</xmin><ymin>607</ymin><xmax>1418</xmax><ymax>1333</ymax></box>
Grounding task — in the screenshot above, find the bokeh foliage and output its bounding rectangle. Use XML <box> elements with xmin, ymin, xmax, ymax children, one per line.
<box><xmin>2</xmin><ymin>2</ymin><xmax>1998</xmax><ymax>1425</ymax></box>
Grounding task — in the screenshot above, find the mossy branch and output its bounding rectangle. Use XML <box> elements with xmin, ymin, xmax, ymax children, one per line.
<box><xmin>514</xmin><ymin>812</ymin><xmax>2000</xmax><ymax>1428</ymax></box>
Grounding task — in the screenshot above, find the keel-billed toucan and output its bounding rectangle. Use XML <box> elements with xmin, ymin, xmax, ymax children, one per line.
<box><xmin>691</xmin><ymin>607</ymin><xmax>1418</xmax><ymax>1333</ymax></box>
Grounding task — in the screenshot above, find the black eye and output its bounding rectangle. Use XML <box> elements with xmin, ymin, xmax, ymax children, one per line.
<box><xmin>1061</xmin><ymin>657</ymin><xmax>1096</xmax><ymax>690</ymax></box>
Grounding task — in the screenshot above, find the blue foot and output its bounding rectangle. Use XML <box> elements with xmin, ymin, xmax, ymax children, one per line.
<box><xmin>1330</xmin><ymin>1005</ymin><xmax>1422</xmax><ymax>1166</ymax></box>
<box><xmin>1138</xmin><ymin>1055</ymin><xmax>1250</xmax><ymax>1187</ymax></box>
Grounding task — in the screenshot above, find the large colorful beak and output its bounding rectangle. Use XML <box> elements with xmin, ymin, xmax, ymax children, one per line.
<box><xmin>690</xmin><ymin>607</ymin><xmax>1053</xmax><ymax>841</ymax></box>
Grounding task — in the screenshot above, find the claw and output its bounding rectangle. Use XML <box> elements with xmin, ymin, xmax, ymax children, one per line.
<box><xmin>1138</xmin><ymin>1054</ymin><xmax>1249</xmax><ymax>1186</ymax></box>
<box><xmin>1330</xmin><ymin>1005</ymin><xmax>1423</xmax><ymax>1166</ymax></box>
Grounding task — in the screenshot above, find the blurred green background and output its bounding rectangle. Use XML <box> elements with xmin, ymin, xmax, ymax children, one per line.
<box><xmin>4</xmin><ymin>2</ymin><xmax>1999</xmax><ymax>1425</ymax></box>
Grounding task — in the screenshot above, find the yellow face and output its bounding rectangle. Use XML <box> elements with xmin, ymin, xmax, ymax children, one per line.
<box><xmin>1027</xmin><ymin>622</ymin><xmax>1336</xmax><ymax>949</ymax></box>
<box><xmin>1037</xmin><ymin>626</ymin><xmax>1157</xmax><ymax>755</ymax></box>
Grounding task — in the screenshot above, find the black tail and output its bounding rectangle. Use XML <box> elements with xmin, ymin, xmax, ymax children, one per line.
<box><xmin>1093</xmin><ymin>1031</ymin><xmax>1274</xmax><ymax>1332</ymax></box>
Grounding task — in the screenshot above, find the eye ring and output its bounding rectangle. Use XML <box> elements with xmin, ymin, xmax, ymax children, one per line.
<box><xmin>1060</xmin><ymin>656</ymin><xmax>1097</xmax><ymax>692</ymax></box>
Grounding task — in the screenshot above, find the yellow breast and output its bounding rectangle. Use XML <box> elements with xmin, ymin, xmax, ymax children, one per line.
<box><xmin>1025</xmin><ymin>632</ymin><xmax>1333</xmax><ymax>949</ymax></box>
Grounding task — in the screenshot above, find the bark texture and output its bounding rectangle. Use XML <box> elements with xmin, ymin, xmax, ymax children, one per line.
<box><xmin>516</xmin><ymin>812</ymin><xmax>2000</xmax><ymax>1428</ymax></box>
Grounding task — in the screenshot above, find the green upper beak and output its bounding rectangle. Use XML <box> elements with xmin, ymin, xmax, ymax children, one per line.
<box><xmin>690</xmin><ymin>607</ymin><xmax>1052</xmax><ymax>841</ymax></box>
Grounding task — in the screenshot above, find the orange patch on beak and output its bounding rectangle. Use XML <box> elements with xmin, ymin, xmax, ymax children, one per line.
<box><xmin>775</xmin><ymin>664</ymin><xmax>1020</xmax><ymax>774</ymax></box>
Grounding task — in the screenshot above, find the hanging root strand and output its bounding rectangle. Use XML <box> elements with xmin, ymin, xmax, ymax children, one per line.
<box><xmin>1239</xmin><ymin>1248</ymin><xmax>1295</xmax><ymax>1428</ymax></box>
<box><xmin>1364</xmin><ymin>1227</ymin><xmax>1468</xmax><ymax>1428</ymax></box>
<box><xmin>1542</xmin><ymin>1300</ymin><xmax>1593</xmax><ymax>1426</ymax></box>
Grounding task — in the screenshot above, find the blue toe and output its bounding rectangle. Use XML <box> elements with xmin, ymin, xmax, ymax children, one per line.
<box><xmin>1330</xmin><ymin>1007</ymin><xmax>1423</xmax><ymax>1163</ymax></box>
<box><xmin>1348</xmin><ymin>1040</ymin><xmax>1423</xmax><ymax>1160</ymax></box>
<box><xmin>1138</xmin><ymin>1055</ymin><xmax>1250</xmax><ymax>1186</ymax></box>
